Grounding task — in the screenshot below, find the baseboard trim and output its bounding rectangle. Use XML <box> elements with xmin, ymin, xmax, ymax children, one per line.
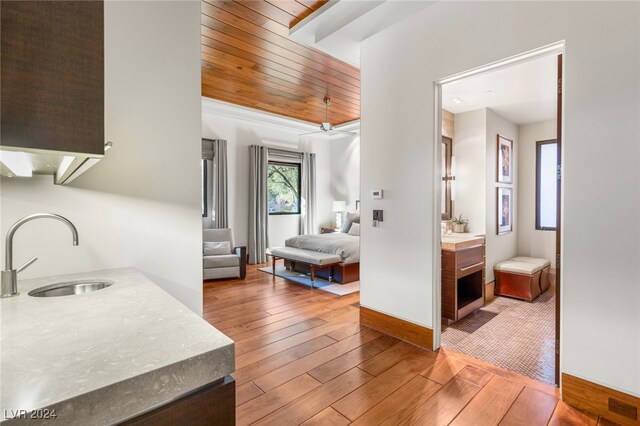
<box><xmin>562</xmin><ymin>373</ymin><xmax>639</xmax><ymax>426</ymax></box>
<box><xmin>485</xmin><ymin>280</ymin><xmax>495</xmax><ymax>301</ymax></box>
<box><xmin>359</xmin><ymin>306</ymin><xmax>433</xmax><ymax>351</ymax></box>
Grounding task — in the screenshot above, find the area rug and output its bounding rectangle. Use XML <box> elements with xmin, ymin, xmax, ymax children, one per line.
<box><xmin>258</xmin><ymin>266</ymin><xmax>359</xmax><ymax>296</ymax></box>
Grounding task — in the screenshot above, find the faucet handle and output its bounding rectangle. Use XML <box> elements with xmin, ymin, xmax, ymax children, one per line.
<box><xmin>17</xmin><ymin>256</ymin><xmax>38</xmax><ymax>273</ymax></box>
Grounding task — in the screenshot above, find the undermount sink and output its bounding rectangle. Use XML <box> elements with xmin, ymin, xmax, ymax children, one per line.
<box><xmin>28</xmin><ymin>280</ymin><xmax>114</xmax><ymax>298</ymax></box>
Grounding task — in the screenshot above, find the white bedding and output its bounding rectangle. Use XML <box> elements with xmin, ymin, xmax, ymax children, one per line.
<box><xmin>285</xmin><ymin>232</ymin><xmax>360</xmax><ymax>264</ymax></box>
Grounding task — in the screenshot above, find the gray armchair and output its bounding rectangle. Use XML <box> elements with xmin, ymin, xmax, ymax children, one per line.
<box><xmin>203</xmin><ymin>228</ymin><xmax>246</xmax><ymax>280</ymax></box>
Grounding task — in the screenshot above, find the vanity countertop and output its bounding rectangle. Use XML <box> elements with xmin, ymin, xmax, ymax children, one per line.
<box><xmin>0</xmin><ymin>268</ymin><xmax>234</xmax><ymax>425</ymax></box>
<box><xmin>441</xmin><ymin>233</ymin><xmax>486</xmax><ymax>251</ymax></box>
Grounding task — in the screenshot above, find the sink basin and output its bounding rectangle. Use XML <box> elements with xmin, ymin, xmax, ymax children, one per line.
<box><xmin>28</xmin><ymin>279</ymin><xmax>114</xmax><ymax>298</ymax></box>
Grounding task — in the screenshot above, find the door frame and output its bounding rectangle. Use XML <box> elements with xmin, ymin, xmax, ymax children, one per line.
<box><xmin>431</xmin><ymin>43</ymin><xmax>565</xmax><ymax>384</ymax></box>
<box><xmin>555</xmin><ymin>53</ymin><xmax>563</xmax><ymax>385</ymax></box>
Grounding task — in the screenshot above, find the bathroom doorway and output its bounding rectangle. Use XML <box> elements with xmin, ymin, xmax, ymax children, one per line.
<box><xmin>433</xmin><ymin>44</ymin><xmax>564</xmax><ymax>386</ymax></box>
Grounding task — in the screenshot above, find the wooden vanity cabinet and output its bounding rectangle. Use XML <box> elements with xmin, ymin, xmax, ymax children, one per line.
<box><xmin>442</xmin><ymin>238</ymin><xmax>486</xmax><ymax>322</ymax></box>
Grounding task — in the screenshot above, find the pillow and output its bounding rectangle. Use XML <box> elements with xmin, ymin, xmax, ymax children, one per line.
<box><xmin>347</xmin><ymin>222</ymin><xmax>360</xmax><ymax>236</ymax></box>
<box><xmin>203</xmin><ymin>241</ymin><xmax>232</xmax><ymax>256</ymax></box>
<box><xmin>348</xmin><ymin>212</ymin><xmax>360</xmax><ymax>224</ymax></box>
<box><xmin>340</xmin><ymin>212</ymin><xmax>360</xmax><ymax>233</ymax></box>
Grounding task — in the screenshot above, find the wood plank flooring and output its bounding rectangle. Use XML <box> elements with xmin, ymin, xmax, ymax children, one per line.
<box><xmin>203</xmin><ymin>263</ymin><xmax>603</xmax><ymax>425</ymax></box>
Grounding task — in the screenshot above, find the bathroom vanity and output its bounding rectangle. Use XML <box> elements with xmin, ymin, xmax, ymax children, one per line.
<box><xmin>0</xmin><ymin>268</ymin><xmax>235</xmax><ymax>425</ymax></box>
<box><xmin>441</xmin><ymin>234</ymin><xmax>486</xmax><ymax>323</ymax></box>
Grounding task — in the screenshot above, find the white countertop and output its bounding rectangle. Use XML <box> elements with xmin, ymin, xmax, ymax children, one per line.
<box><xmin>0</xmin><ymin>268</ymin><xmax>234</xmax><ymax>425</ymax></box>
<box><xmin>441</xmin><ymin>233</ymin><xmax>485</xmax><ymax>251</ymax></box>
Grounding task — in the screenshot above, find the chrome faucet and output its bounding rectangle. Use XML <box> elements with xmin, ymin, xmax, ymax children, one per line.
<box><xmin>1</xmin><ymin>213</ymin><xmax>79</xmax><ymax>298</ymax></box>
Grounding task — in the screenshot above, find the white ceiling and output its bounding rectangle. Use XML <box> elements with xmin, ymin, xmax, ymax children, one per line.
<box><xmin>442</xmin><ymin>54</ymin><xmax>557</xmax><ymax>125</ymax></box>
<box><xmin>290</xmin><ymin>0</ymin><xmax>435</xmax><ymax>67</ymax></box>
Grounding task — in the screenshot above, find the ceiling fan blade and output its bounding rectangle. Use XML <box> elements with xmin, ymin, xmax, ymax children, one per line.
<box><xmin>298</xmin><ymin>130</ymin><xmax>325</xmax><ymax>136</ymax></box>
<box><xmin>329</xmin><ymin>130</ymin><xmax>357</xmax><ymax>136</ymax></box>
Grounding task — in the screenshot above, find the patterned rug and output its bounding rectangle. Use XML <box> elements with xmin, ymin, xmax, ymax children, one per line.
<box><xmin>441</xmin><ymin>286</ymin><xmax>556</xmax><ymax>385</ymax></box>
<box><xmin>258</xmin><ymin>266</ymin><xmax>360</xmax><ymax>296</ymax></box>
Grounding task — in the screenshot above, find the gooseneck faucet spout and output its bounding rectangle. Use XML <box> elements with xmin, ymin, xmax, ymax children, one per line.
<box><xmin>1</xmin><ymin>213</ymin><xmax>79</xmax><ymax>298</ymax></box>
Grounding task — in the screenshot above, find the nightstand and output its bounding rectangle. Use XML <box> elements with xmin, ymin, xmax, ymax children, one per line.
<box><xmin>320</xmin><ymin>227</ymin><xmax>339</xmax><ymax>234</ymax></box>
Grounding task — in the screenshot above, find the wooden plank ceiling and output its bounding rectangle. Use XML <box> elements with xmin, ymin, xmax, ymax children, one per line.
<box><xmin>201</xmin><ymin>1</ymin><xmax>360</xmax><ymax>125</ymax></box>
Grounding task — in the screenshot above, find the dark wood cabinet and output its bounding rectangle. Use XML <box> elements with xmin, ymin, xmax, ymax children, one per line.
<box><xmin>442</xmin><ymin>238</ymin><xmax>486</xmax><ymax>323</ymax></box>
<box><xmin>120</xmin><ymin>375</ymin><xmax>235</xmax><ymax>426</ymax></box>
<box><xmin>1</xmin><ymin>1</ymin><xmax>104</xmax><ymax>155</ymax></box>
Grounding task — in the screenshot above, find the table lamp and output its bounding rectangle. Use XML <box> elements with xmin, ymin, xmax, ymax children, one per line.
<box><xmin>332</xmin><ymin>201</ymin><xmax>347</xmax><ymax>228</ymax></box>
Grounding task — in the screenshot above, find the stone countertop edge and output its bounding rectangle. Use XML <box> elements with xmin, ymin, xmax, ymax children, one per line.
<box><xmin>0</xmin><ymin>267</ymin><xmax>235</xmax><ymax>425</ymax></box>
<box><xmin>2</xmin><ymin>345</ymin><xmax>235</xmax><ymax>426</ymax></box>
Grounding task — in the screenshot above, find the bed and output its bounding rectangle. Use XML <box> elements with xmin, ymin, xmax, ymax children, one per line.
<box><xmin>284</xmin><ymin>232</ymin><xmax>360</xmax><ymax>284</ymax></box>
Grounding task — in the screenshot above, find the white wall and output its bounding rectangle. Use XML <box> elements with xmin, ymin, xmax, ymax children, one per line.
<box><xmin>453</xmin><ymin>108</ymin><xmax>519</xmax><ymax>283</ymax></box>
<box><xmin>485</xmin><ymin>109</ymin><xmax>519</xmax><ymax>283</ymax></box>
<box><xmin>452</xmin><ymin>109</ymin><xmax>486</xmax><ymax>234</ymax></box>
<box><xmin>451</xmin><ymin>108</ymin><xmax>519</xmax><ymax>283</ymax></box>
<box><xmin>330</xmin><ymin>135</ymin><xmax>361</xmax><ymax>217</ymax></box>
<box><xmin>360</xmin><ymin>1</ymin><xmax>640</xmax><ymax>396</ymax></box>
<box><xmin>0</xmin><ymin>1</ymin><xmax>203</xmax><ymax>313</ymax></box>
<box><xmin>518</xmin><ymin>120</ymin><xmax>557</xmax><ymax>268</ymax></box>
<box><xmin>201</xmin><ymin>109</ymin><xmax>333</xmax><ymax>248</ymax></box>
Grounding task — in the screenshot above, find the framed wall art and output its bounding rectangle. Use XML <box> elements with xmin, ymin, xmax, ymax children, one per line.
<box><xmin>497</xmin><ymin>134</ymin><xmax>513</xmax><ymax>183</ymax></box>
<box><xmin>497</xmin><ymin>187</ymin><xmax>513</xmax><ymax>235</ymax></box>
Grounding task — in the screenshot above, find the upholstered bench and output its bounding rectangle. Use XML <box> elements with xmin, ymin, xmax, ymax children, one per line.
<box><xmin>267</xmin><ymin>247</ymin><xmax>342</xmax><ymax>288</ymax></box>
<box><xmin>510</xmin><ymin>257</ymin><xmax>551</xmax><ymax>292</ymax></box>
<box><xmin>494</xmin><ymin>257</ymin><xmax>551</xmax><ymax>301</ymax></box>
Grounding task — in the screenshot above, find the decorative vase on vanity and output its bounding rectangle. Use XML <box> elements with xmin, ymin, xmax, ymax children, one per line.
<box><xmin>453</xmin><ymin>223</ymin><xmax>466</xmax><ymax>233</ymax></box>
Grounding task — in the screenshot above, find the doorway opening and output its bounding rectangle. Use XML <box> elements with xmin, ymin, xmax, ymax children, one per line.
<box><xmin>433</xmin><ymin>44</ymin><xmax>564</xmax><ymax>386</ymax></box>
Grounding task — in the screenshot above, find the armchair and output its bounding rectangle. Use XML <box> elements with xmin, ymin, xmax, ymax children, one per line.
<box><xmin>203</xmin><ymin>228</ymin><xmax>246</xmax><ymax>280</ymax></box>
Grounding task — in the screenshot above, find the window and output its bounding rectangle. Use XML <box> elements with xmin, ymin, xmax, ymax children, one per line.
<box><xmin>201</xmin><ymin>159</ymin><xmax>207</xmax><ymax>217</ymax></box>
<box><xmin>536</xmin><ymin>140</ymin><xmax>557</xmax><ymax>230</ymax></box>
<box><xmin>268</xmin><ymin>161</ymin><xmax>301</xmax><ymax>215</ymax></box>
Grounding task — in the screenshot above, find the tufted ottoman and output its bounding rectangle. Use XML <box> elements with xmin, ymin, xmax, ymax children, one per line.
<box><xmin>494</xmin><ymin>257</ymin><xmax>551</xmax><ymax>302</ymax></box>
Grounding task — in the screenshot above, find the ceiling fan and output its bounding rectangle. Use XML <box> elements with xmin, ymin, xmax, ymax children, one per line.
<box><xmin>299</xmin><ymin>97</ymin><xmax>357</xmax><ymax>136</ymax></box>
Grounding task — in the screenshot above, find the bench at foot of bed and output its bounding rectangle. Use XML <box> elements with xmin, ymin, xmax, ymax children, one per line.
<box><xmin>266</xmin><ymin>247</ymin><xmax>342</xmax><ymax>288</ymax></box>
<box><xmin>284</xmin><ymin>260</ymin><xmax>360</xmax><ymax>284</ymax></box>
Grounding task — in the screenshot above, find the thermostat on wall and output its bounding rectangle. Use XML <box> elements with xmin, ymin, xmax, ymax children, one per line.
<box><xmin>371</xmin><ymin>189</ymin><xmax>383</xmax><ymax>199</ymax></box>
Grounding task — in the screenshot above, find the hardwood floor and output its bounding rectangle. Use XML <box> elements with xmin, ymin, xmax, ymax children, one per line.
<box><xmin>203</xmin><ymin>263</ymin><xmax>602</xmax><ymax>425</ymax></box>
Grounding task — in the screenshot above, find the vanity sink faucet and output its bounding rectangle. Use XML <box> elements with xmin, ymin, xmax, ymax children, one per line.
<box><xmin>1</xmin><ymin>213</ymin><xmax>79</xmax><ymax>298</ymax></box>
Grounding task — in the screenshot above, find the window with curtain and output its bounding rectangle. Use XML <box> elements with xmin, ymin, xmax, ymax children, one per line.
<box><xmin>536</xmin><ymin>140</ymin><xmax>557</xmax><ymax>230</ymax></box>
<box><xmin>267</xmin><ymin>161</ymin><xmax>301</xmax><ymax>215</ymax></box>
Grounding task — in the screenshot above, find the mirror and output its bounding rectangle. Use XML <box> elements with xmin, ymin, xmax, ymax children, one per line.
<box><xmin>442</xmin><ymin>136</ymin><xmax>452</xmax><ymax>220</ymax></box>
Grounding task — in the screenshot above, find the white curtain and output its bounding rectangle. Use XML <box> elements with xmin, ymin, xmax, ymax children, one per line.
<box><xmin>212</xmin><ymin>139</ymin><xmax>228</xmax><ymax>228</ymax></box>
<box><xmin>248</xmin><ymin>145</ymin><xmax>269</xmax><ymax>264</ymax></box>
<box><xmin>300</xmin><ymin>152</ymin><xmax>316</xmax><ymax>235</ymax></box>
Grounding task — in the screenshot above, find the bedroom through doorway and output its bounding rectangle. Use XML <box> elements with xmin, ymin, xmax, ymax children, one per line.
<box><xmin>200</xmin><ymin>99</ymin><xmax>362</xmax><ymax>330</ymax></box>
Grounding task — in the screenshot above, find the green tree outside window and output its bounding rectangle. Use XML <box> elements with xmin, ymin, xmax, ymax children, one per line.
<box><xmin>268</xmin><ymin>162</ymin><xmax>301</xmax><ymax>214</ymax></box>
